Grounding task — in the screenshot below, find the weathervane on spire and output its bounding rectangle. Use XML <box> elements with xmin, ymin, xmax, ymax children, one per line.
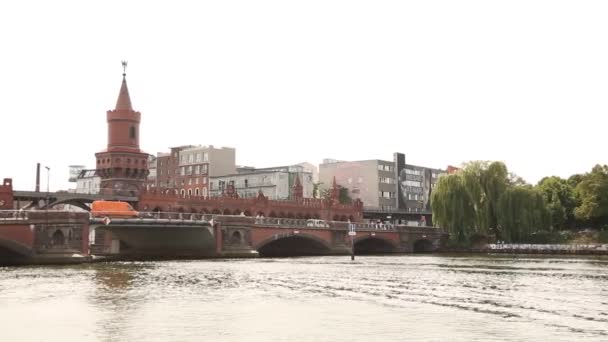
<box><xmin>121</xmin><ymin>60</ymin><xmax>128</xmax><ymax>77</ymax></box>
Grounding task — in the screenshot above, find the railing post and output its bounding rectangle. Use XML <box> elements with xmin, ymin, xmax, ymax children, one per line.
<box><xmin>215</xmin><ymin>222</ymin><xmax>222</xmax><ymax>256</ymax></box>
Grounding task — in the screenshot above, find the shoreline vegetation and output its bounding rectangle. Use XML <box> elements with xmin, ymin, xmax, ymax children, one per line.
<box><xmin>432</xmin><ymin>161</ymin><xmax>608</xmax><ymax>250</ymax></box>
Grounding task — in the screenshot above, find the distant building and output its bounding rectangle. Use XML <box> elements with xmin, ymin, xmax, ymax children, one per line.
<box><xmin>75</xmin><ymin>169</ymin><xmax>101</xmax><ymax>194</ymax></box>
<box><xmin>210</xmin><ymin>164</ymin><xmax>313</xmax><ymax>200</ymax></box>
<box><xmin>68</xmin><ymin>165</ymin><xmax>85</xmax><ymax>183</ymax></box>
<box><xmin>295</xmin><ymin>162</ymin><xmax>319</xmax><ymax>183</ymax></box>
<box><xmin>319</xmin><ymin>153</ymin><xmax>446</xmax><ymax>222</ymax></box>
<box><xmin>447</xmin><ymin>165</ymin><xmax>461</xmax><ymax>174</ymax></box>
<box><xmin>147</xmin><ymin>145</ymin><xmax>236</xmax><ymax>198</ymax></box>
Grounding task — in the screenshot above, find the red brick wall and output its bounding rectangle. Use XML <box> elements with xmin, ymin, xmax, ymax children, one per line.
<box><xmin>0</xmin><ymin>178</ymin><xmax>14</xmax><ymax>209</ymax></box>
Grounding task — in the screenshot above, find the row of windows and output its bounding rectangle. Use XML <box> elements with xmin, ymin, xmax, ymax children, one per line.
<box><xmin>403</xmin><ymin>180</ymin><xmax>421</xmax><ymax>187</ymax></box>
<box><xmin>378</xmin><ymin>165</ymin><xmax>394</xmax><ymax>172</ymax></box>
<box><xmin>98</xmin><ymin>158</ymin><xmax>147</xmax><ymax>166</ymax></box>
<box><xmin>379</xmin><ymin>191</ymin><xmax>395</xmax><ymax>199</ymax></box>
<box><xmin>180</xmin><ymin>187</ymin><xmax>210</xmax><ymax>197</ymax></box>
<box><xmin>179</xmin><ymin>164</ymin><xmax>209</xmax><ymax>176</ymax></box>
<box><xmin>379</xmin><ymin>177</ymin><xmax>395</xmax><ymax>184</ymax></box>
<box><xmin>347</xmin><ymin>177</ymin><xmax>364</xmax><ymax>184</ymax></box>
<box><xmin>405</xmin><ymin>168</ymin><xmax>421</xmax><ymax>175</ymax></box>
<box><xmin>180</xmin><ymin>152</ymin><xmax>209</xmax><ymax>165</ymax></box>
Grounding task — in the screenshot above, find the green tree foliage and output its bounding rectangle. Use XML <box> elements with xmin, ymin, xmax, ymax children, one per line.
<box><xmin>536</xmin><ymin>176</ymin><xmax>577</xmax><ymax>229</ymax></box>
<box><xmin>432</xmin><ymin>161</ymin><xmax>550</xmax><ymax>243</ymax></box>
<box><xmin>431</xmin><ymin>174</ymin><xmax>475</xmax><ymax>243</ymax></box>
<box><xmin>338</xmin><ymin>186</ymin><xmax>352</xmax><ymax>204</ymax></box>
<box><xmin>496</xmin><ymin>186</ymin><xmax>549</xmax><ymax>242</ymax></box>
<box><xmin>574</xmin><ymin>165</ymin><xmax>608</xmax><ymax>226</ymax></box>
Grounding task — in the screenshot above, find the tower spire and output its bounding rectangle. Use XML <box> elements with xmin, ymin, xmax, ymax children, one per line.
<box><xmin>115</xmin><ymin>60</ymin><xmax>133</xmax><ymax>111</ymax></box>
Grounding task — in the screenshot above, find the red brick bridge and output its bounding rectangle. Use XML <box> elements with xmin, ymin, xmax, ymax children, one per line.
<box><xmin>90</xmin><ymin>214</ymin><xmax>444</xmax><ymax>258</ymax></box>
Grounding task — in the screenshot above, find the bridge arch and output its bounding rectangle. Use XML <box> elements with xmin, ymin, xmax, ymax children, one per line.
<box><xmin>0</xmin><ymin>238</ymin><xmax>32</xmax><ymax>258</ymax></box>
<box><xmin>354</xmin><ymin>236</ymin><xmax>399</xmax><ymax>254</ymax></box>
<box><xmin>48</xmin><ymin>199</ymin><xmax>91</xmax><ymax>211</ymax></box>
<box><xmin>413</xmin><ymin>239</ymin><xmax>434</xmax><ymax>253</ymax></box>
<box><xmin>255</xmin><ymin>233</ymin><xmax>332</xmax><ymax>257</ymax></box>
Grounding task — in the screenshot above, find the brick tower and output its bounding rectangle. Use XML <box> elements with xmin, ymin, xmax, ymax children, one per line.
<box><xmin>95</xmin><ymin>62</ymin><xmax>149</xmax><ymax>196</ymax></box>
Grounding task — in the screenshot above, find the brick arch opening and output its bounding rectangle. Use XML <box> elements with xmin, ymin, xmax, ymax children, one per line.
<box><xmin>231</xmin><ymin>231</ymin><xmax>242</xmax><ymax>245</ymax></box>
<box><xmin>52</xmin><ymin>230</ymin><xmax>65</xmax><ymax>246</ymax></box>
<box><xmin>223</xmin><ymin>209</ymin><xmax>231</xmax><ymax>215</ymax></box>
<box><xmin>244</xmin><ymin>210</ymin><xmax>252</xmax><ymax>216</ymax></box>
<box><xmin>233</xmin><ymin>209</ymin><xmax>242</xmax><ymax>215</ymax></box>
<box><xmin>413</xmin><ymin>239</ymin><xmax>434</xmax><ymax>253</ymax></box>
<box><xmin>354</xmin><ymin>236</ymin><xmax>398</xmax><ymax>255</ymax></box>
<box><xmin>256</xmin><ymin>234</ymin><xmax>331</xmax><ymax>257</ymax></box>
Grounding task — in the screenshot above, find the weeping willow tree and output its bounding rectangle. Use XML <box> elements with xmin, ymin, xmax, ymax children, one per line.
<box><xmin>431</xmin><ymin>174</ymin><xmax>475</xmax><ymax>243</ymax></box>
<box><xmin>496</xmin><ymin>186</ymin><xmax>550</xmax><ymax>242</ymax></box>
<box><xmin>460</xmin><ymin>161</ymin><xmax>508</xmax><ymax>235</ymax></box>
<box><xmin>432</xmin><ymin>160</ymin><xmax>554</xmax><ymax>243</ymax></box>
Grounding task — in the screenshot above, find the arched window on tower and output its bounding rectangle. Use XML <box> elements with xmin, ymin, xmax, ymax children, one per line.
<box><xmin>130</xmin><ymin>126</ymin><xmax>136</xmax><ymax>139</ymax></box>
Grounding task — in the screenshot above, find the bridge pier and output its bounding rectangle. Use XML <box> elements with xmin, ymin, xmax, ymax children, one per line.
<box><xmin>0</xmin><ymin>210</ymin><xmax>90</xmax><ymax>265</ymax></box>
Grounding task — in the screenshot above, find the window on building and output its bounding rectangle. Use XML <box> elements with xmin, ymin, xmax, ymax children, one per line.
<box><xmin>188</xmin><ymin>179</ymin><xmax>192</xmax><ymax>185</ymax></box>
<box><xmin>203</xmin><ymin>177</ymin><xmax>207</xmax><ymax>184</ymax></box>
<box><xmin>187</xmin><ymin>166</ymin><xmax>192</xmax><ymax>175</ymax></box>
<box><xmin>201</xmin><ymin>164</ymin><xmax>208</xmax><ymax>174</ymax></box>
<box><xmin>196</xmin><ymin>153</ymin><xmax>201</xmax><ymax>163</ymax></box>
<box><xmin>195</xmin><ymin>188</ymin><xmax>199</xmax><ymax>196</ymax></box>
<box><xmin>129</xmin><ymin>126</ymin><xmax>136</xmax><ymax>139</ymax></box>
<box><xmin>245</xmin><ymin>179</ymin><xmax>248</xmax><ymax>187</ymax></box>
<box><xmin>195</xmin><ymin>165</ymin><xmax>200</xmax><ymax>174</ymax></box>
<box><xmin>180</xmin><ymin>167</ymin><xmax>185</xmax><ymax>176</ymax></box>
<box><xmin>195</xmin><ymin>178</ymin><xmax>199</xmax><ymax>184</ymax></box>
<box><xmin>203</xmin><ymin>152</ymin><xmax>209</xmax><ymax>162</ymax></box>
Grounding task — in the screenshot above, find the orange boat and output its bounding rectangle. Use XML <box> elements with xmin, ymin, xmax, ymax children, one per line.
<box><xmin>91</xmin><ymin>200</ymin><xmax>139</xmax><ymax>218</ymax></box>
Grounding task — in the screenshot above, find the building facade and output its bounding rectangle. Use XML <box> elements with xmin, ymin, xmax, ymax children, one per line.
<box><xmin>209</xmin><ymin>165</ymin><xmax>313</xmax><ymax>200</ymax></box>
<box><xmin>75</xmin><ymin>170</ymin><xmax>101</xmax><ymax>194</ymax></box>
<box><xmin>146</xmin><ymin>145</ymin><xmax>236</xmax><ymax>198</ymax></box>
<box><xmin>319</xmin><ymin>153</ymin><xmax>446</xmax><ymax>221</ymax></box>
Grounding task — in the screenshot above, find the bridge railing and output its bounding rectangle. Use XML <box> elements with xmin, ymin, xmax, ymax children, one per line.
<box><xmin>0</xmin><ymin>210</ymin><xmax>30</xmax><ymax>220</ymax></box>
<box><xmin>487</xmin><ymin>243</ymin><xmax>608</xmax><ymax>252</ymax></box>
<box><xmin>94</xmin><ymin>211</ymin><xmax>216</xmax><ymax>222</ymax></box>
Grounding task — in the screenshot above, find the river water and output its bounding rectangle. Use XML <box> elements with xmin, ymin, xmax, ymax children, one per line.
<box><xmin>1</xmin><ymin>255</ymin><xmax>607</xmax><ymax>341</ymax></box>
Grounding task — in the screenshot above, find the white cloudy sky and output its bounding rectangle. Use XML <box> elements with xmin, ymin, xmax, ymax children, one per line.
<box><xmin>1</xmin><ymin>0</ymin><xmax>607</xmax><ymax>191</ymax></box>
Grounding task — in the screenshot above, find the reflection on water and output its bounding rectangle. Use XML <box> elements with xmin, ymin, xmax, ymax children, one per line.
<box><xmin>1</xmin><ymin>255</ymin><xmax>607</xmax><ymax>342</ymax></box>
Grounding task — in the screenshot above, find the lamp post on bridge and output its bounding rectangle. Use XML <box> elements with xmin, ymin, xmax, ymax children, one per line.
<box><xmin>45</xmin><ymin>166</ymin><xmax>50</xmax><ymax>233</ymax></box>
<box><xmin>348</xmin><ymin>220</ymin><xmax>356</xmax><ymax>261</ymax></box>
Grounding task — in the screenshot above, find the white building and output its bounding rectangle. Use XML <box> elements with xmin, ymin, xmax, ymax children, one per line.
<box><xmin>210</xmin><ymin>165</ymin><xmax>313</xmax><ymax>200</ymax></box>
<box><xmin>75</xmin><ymin>169</ymin><xmax>101</xmax><ymax>194</ymax></box>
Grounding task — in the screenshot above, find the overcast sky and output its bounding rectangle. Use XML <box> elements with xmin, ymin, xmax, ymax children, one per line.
<box><xmin>2</xmin><ymin>1</ymin><xmax>607</xmax><ymax>191</ymax></box>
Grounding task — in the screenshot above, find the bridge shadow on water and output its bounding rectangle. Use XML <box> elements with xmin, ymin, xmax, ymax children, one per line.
<box><xmin>258</xmin><ymin>236</ymin><xmax>330</xmax><ymax>257</ymax></box>
<box><xmin>354</xmin><ymin>238</ymin><xmax>398</xmax><ymax>255</ymax></box>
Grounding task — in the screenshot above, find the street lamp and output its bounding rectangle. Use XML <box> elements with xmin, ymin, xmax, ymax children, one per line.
<box><xmin>45</xmin><ymin>166</ymin><xmax>50</xmax><ymax>238</ymax></box>
<box><xmin>45</xmin><ymin>166</ymin><xmax>50</xmax><ymax>205</ymax></box>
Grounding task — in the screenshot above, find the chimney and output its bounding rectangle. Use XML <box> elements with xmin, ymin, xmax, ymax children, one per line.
<box><xmin>35</xmin><ymin>163</ymin><xmax>41</xmax><ymax>192</ymax></box>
